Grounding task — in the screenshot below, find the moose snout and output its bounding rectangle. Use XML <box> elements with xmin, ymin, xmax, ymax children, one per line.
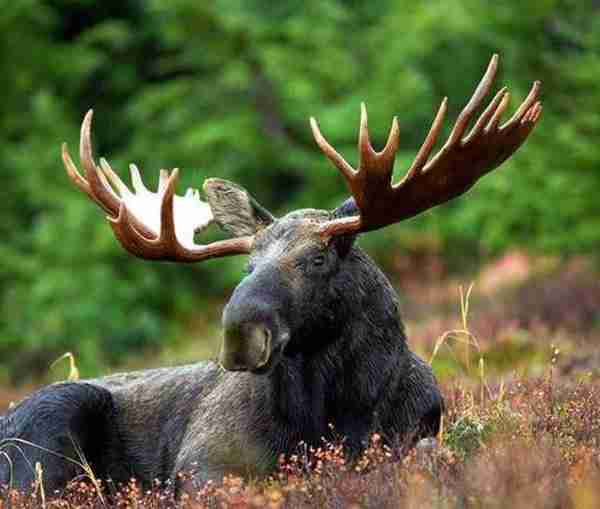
<box><xmin>220</xmin><ymin>289</ymin><xmax>289</xmax><ymax>372</ymax></box>
<box><xmin>219</xmin><ymin>322</ymin><xmax>273</xmax><ymax>371</ymax></box>
<box><xmin>220</xmin><ymin>266</ymin><xmax>293</xmax><ymax>372</ymax></box>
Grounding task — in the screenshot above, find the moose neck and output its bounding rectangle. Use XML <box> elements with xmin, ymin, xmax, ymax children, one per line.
<box><xmin>265</xmin><ymin>246</ymin><xmax>408</xmax><ymax>449</ymax></box>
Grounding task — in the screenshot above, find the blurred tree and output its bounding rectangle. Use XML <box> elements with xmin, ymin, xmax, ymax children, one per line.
<box><xmin>1</xmin><ymin>0</ymin><xmax>599</xmax><ymax>381</ymax></box>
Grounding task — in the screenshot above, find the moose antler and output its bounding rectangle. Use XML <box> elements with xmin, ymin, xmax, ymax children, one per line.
<box><xmin>62</xmin><ymin>110</ymin><xmax>253</xmax><ymax>262</ymax></box>
<box><xmin>311</xmin><ymin>54</ymin><xmax>543</xmax><ymax>237</ymax></box>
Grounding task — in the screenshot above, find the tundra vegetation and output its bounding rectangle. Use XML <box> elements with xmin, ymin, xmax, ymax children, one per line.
<box><xmin>2</xmin><ymin>0</ymin><xmax>600</xmax><ymax>380</ymax></box>
<box><xmin>2</xmin><ymin>1</ymin><xmax>600</xmax><ymax>507</ymax></box>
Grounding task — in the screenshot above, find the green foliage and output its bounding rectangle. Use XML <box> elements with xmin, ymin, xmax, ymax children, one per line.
<box><xmin>444</xmin><ymin>415</ymin><xmax>492</xmax><ymax>458</ymax></box>
<box><xmin>1</xmin><ymin>0</ymin><xmax>600</xmax><ymax>380</ymax></box>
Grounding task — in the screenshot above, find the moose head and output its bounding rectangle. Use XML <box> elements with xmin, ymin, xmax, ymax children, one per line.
<box><xmin>62</xmin><ymin>55</ymin><xmax>541</xmax><ymax>374</ymax></box>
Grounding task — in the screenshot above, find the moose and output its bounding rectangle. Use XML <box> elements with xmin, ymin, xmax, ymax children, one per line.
<box><xmin>0</xmin><ymin>55</ymin><xmax>541</xmax><ymax>493</ymax></box>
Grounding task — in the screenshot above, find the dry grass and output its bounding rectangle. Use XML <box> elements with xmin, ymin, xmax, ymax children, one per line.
<box><xmin>3</xmin><ymin>377</ymin><xmax>600</xmax><ymax>508</ymax></box>
<box><xmin>2</xmin><ymin>256</ymin><xmax>600</xmax><ymax>507</ymax></box>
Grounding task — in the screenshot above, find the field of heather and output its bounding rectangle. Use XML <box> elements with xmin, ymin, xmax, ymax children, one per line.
<box><xmin>2</xmin><ymin>253</ymin><xmax>599</xmax><ymax>508</ymax></box>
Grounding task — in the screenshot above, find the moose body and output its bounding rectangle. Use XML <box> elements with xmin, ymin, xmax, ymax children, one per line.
<box><xmin>0</xmin><ymin>211</ymin><xmax>441</xmax><ymax>491</ymax></box>
<box><xmin>0</xmin><ymin>55</ymin><xmax>542</xmax><ymax>494</ymax></box>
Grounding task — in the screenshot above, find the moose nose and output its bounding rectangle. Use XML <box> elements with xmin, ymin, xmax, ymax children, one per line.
<box><xmin>220</xmin><ymin>266</ymin><xmax>290</xmax><ymax>371</ymax></box>
<box><xmin>219</xmin><ymin>322</ymin><xmax>273</xmax><ymax>371</ymax></box>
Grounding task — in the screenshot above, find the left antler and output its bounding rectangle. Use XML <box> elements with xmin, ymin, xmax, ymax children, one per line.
<box><xmin>311</xmin><ymin>54</ymin><xmax>542</xmax><ymax>237</ymax></box>
<box><xmin>62</xmin><ymin>110</ymin><xmax>254</xmax><ymax>262</ymax></box>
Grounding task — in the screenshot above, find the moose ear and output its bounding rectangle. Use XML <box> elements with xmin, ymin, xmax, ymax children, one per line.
<box><xmin>203</xmin><ymin>178</ymin><xmax>275</xmax><ymax>236</ymax></box>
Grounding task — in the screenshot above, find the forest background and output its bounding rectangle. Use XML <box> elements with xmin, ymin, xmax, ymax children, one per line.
<box><xmin>1</xmin><ymin>0</ymin><xmax>599</xmax><ymax>384</ymax></box>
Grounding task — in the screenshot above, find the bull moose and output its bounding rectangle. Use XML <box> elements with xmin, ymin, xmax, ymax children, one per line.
<box><xmin>0</xmin><ymin>55</ymin><xmax>541</xmax><ymax>493</ymax></box>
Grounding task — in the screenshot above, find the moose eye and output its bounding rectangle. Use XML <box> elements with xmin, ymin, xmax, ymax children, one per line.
<box><xmin>313</xmin><ymin>255</ymin><xmax>326</xmax><ymax>266</ymax></box>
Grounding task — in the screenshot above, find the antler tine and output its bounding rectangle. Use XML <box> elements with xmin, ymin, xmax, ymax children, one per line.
<box><xmin>129</xmin><ymin>164</ymin><xmax>149</xmax><ymax>194</ymax></box>
<box><xmin>381</xmin><ymin>116</ymin><xmax>401</xmax><ymax>162</ymax></box>
<box><xmin>447</xmin><ymin>54</ymin><xmax>498</xmax><ymax>146</ymax></box>
<box><xmin>502</xmin><ymin>80</ymin><xmax>541</xmax><ymax>129</ymax></box>
<box><xmin>358</xmin><ymin>103</ymin><xmax>400</xmax><ymax>176</ymax></box>
<box><xmin>158</xmin><ymin>169</ymin><xmax>170</xmax><ymax>193</ymax></box>
<box><xmin>99</xmin><ymin>158</ymin><xmax>132</xmax><ymax>198</ymax></box>
<box><xmin>485</xmin><ymin>91</ymin><xmax>512</xmax><ymax>132</ymax></box>
<box><xmin>159</xmin><ymin>169</ymin><xmax>180</xmax><ymax>247</ymax></box>
<box><xmin>464</xmin><ymin>87</ymin><xmax>507</xmax><ymax>142</ymax></box>
<box><xmin>79</xmin><ymin>110</ymin><xmax>121</xmax><ymax>216</ymax></box>
<box><xmin>358</xmin><ymin>103</ymin><xmax>375</xmax><ymax>169</ymax></box>
<box><xmin>62</xmin><ymin>115</ymin><xmax>123</xmax><ymax>215</ymax></box>
<box><xmin>402</xmin><ymin>97</ymin><xmax>448</xmax><ymax>182</ymax></box>
<box><xmin>96</xmin><ymin>163</ymin><xmax>119</xmax><ymax>200</ymax></box>
<box><xmin>310</xmin><ymin>117</ymin><xmax>356</xmax><ymax>182</ymax></box>
<box><xmin>62</xmin><ymin>142</ymin><xmax>93</xmax><ymax>197</ymax></box>
<box><xmin>530</xmin><ymin>102</ymin><xmax>543</xmax><ymax>123</ymax></box>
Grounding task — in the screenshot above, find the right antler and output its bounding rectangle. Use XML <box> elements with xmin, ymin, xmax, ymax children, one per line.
<box><xmin>62</xmin><ymin>110</ymin><xmax>253</xmax><ymax>262</ymax></box>
<box><xmin>311</xmin><ymin>54</ymin><xmax>542</xmax><ymax>237</ymax></box>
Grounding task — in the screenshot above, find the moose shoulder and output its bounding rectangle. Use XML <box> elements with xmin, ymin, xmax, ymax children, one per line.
<box><xmin>0</xmin><ymin>55</ymin><xmax>542</xmax><ymax>493</ymax></box>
